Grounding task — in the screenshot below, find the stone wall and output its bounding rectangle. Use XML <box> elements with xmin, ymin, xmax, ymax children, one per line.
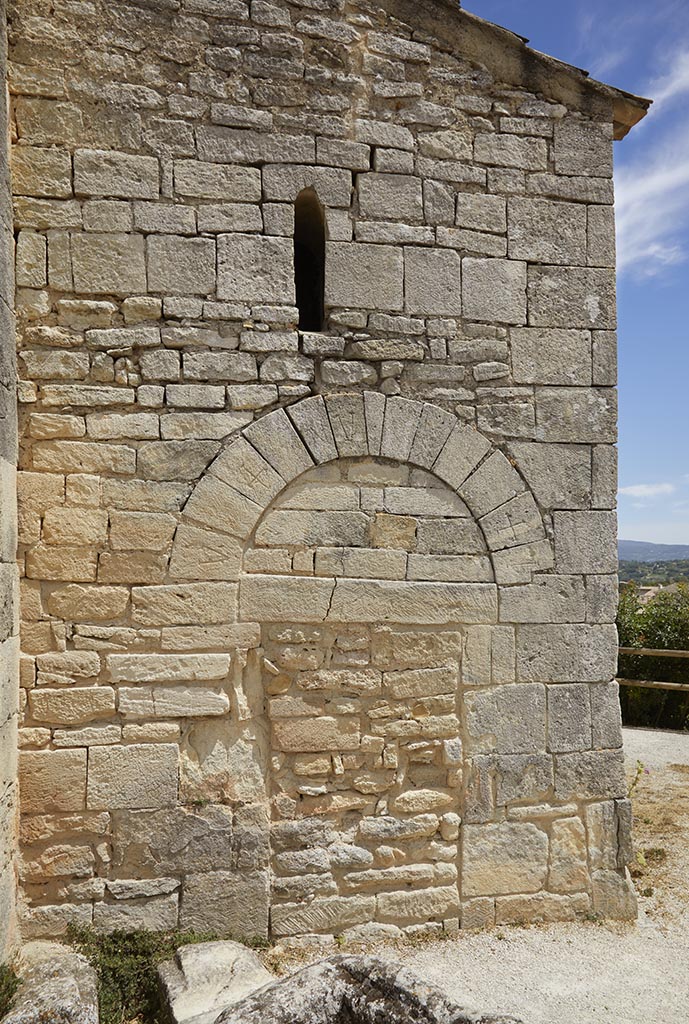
<box><xmin>7</xmin><ymin>0</ymin><xmax>641</xmax><ymax>939</ymax></box>
<box><xmin>0</xmin><ymin>0</ymin><xmax>19</xmax><ymax>958</ymax></box>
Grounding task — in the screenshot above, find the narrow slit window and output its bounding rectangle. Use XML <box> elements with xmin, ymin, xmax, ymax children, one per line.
<box><xmin>294</xmin><ymin>188</ymin><xmax>325</xmax><ymax>332</ymax></box>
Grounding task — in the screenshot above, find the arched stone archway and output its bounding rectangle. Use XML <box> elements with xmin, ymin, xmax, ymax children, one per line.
<box><xmin>169</xmin><ymin>394</ymin><xmax>587</xmax><ymax>940</ymax></box>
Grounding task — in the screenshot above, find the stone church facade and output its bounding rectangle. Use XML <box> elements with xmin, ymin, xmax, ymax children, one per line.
<box><xmin>0</xmin><ymin>0</ymin><xmax>649</xmax><ymax>950</ymax></box>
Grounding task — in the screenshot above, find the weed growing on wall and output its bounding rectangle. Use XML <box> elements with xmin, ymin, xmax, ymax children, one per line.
<box><xmin>0</xmin><ymin>964</ymin><xmax>18</xmax><ymax>1018</ymax></box>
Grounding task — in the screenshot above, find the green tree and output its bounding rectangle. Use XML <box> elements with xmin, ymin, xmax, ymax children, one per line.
<box><xmin>618</xmin><ymin>582</ymin><xmax>689</xmax><ymax>730</ymax></box>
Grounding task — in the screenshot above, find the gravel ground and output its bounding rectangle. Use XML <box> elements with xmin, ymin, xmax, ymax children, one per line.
<box><xmin>269</xmin><ymin>727</ymin><xmax>689</xmax><ymax>1024</ymax></box>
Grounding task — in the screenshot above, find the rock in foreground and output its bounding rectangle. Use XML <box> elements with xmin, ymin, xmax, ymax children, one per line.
<box><xmin>2</xmin><ymin>942</ymin><xmax>98</xmax><ymax>1024</ymax></box>
<box><xmin>217</xmin><ymin>954</ymin><xmax>522</xmax><ymax>1024</ymax></box>
<box><xmin>158</xmin><ymin>941</ymin><xmax>274</xmax><ymax>1024</ymax></box>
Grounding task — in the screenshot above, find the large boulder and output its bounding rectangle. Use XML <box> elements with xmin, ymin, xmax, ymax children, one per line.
<box><xmin>158</xmin><ymin>941</ymin><xmax>274</xmax><ymax>1024</ymax></box>
<box><xmin>216</xmin><ymin>955</ymin><xmax>523</xmax><ymax>1024</ymax></box>
<box><xmin>1</xmin><ymin>941</ymin><xmax>98</xmax><ymax>1024</ymax></box>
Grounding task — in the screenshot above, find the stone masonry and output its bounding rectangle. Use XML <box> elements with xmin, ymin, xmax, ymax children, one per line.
<box><xmin>1</xmin><ymin>0</ymin><xmax>650</xmax><ymax>945</ymax></box>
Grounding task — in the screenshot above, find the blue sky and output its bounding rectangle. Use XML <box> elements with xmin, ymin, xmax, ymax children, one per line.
<box><xmin>466</xmin><ymin>0</ymin><xmax>689</xmax><ymax>544</ymax></box>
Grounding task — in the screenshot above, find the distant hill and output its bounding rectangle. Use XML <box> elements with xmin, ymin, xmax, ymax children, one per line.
<box><xmin>618</xmin><ymin>540</ymin><xmax>689</xmax><ymax>562</ymax></box>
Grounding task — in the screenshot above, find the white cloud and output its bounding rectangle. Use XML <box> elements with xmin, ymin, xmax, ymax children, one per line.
<box><xmin>619</xmin><ymin>483</ymin><xmax>676</xmax><ymax>498</ymax></box>
<box><xmin>649</xmin><ymin>49</ymin><xmax>689</xmax><ymax>109</ymax></box>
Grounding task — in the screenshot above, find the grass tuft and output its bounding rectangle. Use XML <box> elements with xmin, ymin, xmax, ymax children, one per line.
<box><xmin>0</xmin><ymin>963</ymin><xmax>19</xmax><ymax>1018</ymax></box>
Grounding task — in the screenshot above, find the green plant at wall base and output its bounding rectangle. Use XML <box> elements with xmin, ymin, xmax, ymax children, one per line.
<box><xmin>67</xmin><ymin>926</ymin><xmax>220</xmax><ymax>1024</ymax></box>
<box><xmin>0</xmin><ymin>963</ymin><xmax>19</xmax><ymax>1018</ymax></box>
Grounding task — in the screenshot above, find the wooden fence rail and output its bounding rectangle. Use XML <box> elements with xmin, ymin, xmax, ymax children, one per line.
<box><xmin>617</xmin><ymin>646</ymin><xmax>689</xmax><ymax>692</ymax></box>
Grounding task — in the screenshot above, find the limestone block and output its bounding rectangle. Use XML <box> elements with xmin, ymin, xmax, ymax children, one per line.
<box><xmin>166</xmin><ymin>385</ymin><xmax>226</xmax><ymax>409</ymax></box>
<box><xmin>474</xmin><ymin>134</ymin><xmax>547</xmax><ymax>170</ymax></box>
<box><xmin>20</xmin><ymin>749</ymin><xmax>86</xmax><ymax>812</ymax></box>
<box><xmin>480</xmin><ymin>492</ymin><xmax>544</xmax><ymax>551</ymax></box>
<box><xmin>462</xmin><ymin>625</ymin><xmax>515</xmax><ymax>686</ymax></box>
<box><xmin>87</xmin><ymin>743</ymin><xmax>178</xmax><ymax>809</ymax></box>
<box><xmin>592</xmin><ymin>445</ymin><xmax>617</xmax><ymax>509</ymax></box>
<box><xmin>112</xmin><ymin>804</ymin><xmax>234</xmax><ymax>876</ymax></box>
<box><xmin>535</xmin><ymin>387</ymin><xmax>616</xmax><ymax>443</ymax></box>
<box><xmin>590</xmin><ymin>681</ymin><xmax>623</xmax><ymax>749</ymax></box>
<box><xmin>462</xmin><ymin>258</ymin><xmax>526</xmax><ymax>325</ymax></box>
<box><xmin>455</xmin><ymin>194</ymin><xmax>506</xmax><ymax>233</ymax></box>
<box><xmin>16</xmin><ymin>230</ymin><xmax>47</xmax><ymax>287</ymax></box>
<box><xmin>273</xmin><ymin>716</ymin><xmax>360</xmax><ymax>753</ymax></box>
<box><xmin>256</xmin><ymin>510</ymin><xmax>369</xmax><ymax>547</ymax></box>
<box><xmin>510</xmin><ymin>328</ymin><xmax>591</xmax><ymax>385</ymax></box>
<box><xmin>197</xmin><ymin>204</ymin><xmax>263</xmax><ymax>233</ymax></box>
<box><xmin>26</xmin><ymin>545</ymin><xmax>97</xmax><ymax>582</ymax></box>
<box><xmin>528</xmin><ymin>266</ymin><xmax>616</xmax><ymax>329</ymax></box>
<box><xmin>109</xmin><ymin>512</ymin><xmax>176</xmax><ymax>552</ymax></box>
<box><xmin>507</xmin><ymin>442</ymin><xmax>590</xmax><ymax>509</ymax></box>
<box><xmin>243</xmin><ymin>407</ymin><xmax>314</xmax><ymax>480</ymax></box>
<box><xmin>465</xmin><ymin>684</ymin><xmax>546</xmax><ymax>754</ymax></box>
<box><xmin>184</xmin><ymin>475</ymin><xmax>262</xmax><ymax>538</ymax></box>
<box><xmin>384</xmin><ymin>665</ymin><xmax>457</xmax><ymax>698</ymax></box>
<box><xmin>210</xmin><ymin>438</ymin><xmax>284</xmax><ymax>510</ymax></box>
<box><xmin>508</xmin><ymin>198</ymin><xmax>587</xmax><ymax>265</ymax></box>
<box><xmin>592</xmin><ymin>330</ymin><xmax>617</xmax><ymax>387</ymax></box>
<box><xmin>555</xmin><ymin>750</ymin><xmax>626</xmax><ymax>800</ymax></box>
<box><xmin>42</xmin><ymin>508</ymin><xmax>108</xmax><ymax>546</ymax></box>
<box><xmin>461</xmin><ymin>897</ymin><xmax>495</xmax><ymax>930</ymax></box>
<box><xmin>35</xmin><ymin>650</ymin><xmax>100</xmax><ymax>682</ymax></box>
<box><xmin>588</xmin><ymin>206</ymin><xmax>616</xmax><ymax>268</ymax></box>
<box><xmin>462</xmin><ymin>822</ymin><xmax>548</xmax><ymax>896</ymax></box>
<box><xmin>432</xmin><ymin>422</ymin><xmax>491</xmax><ymax>491</ymax></box>
<box><xmin>227</xmin><ymin>384</ymin><xmax>278</xmax><ymax>410</ymax></box>
<box><xmin>460</xmin><ymin>451</ymin><xmax>525</xmax><ymax>518</ymax></box>
<box><xmin>415</xmin><ymin>519</ymin><xmax>485</xmax><ymax>556</ymax></box>
<box><xmin>196</xmin><ymin>127</ymin><xmax>314</xmax><ymax>166</ymax></box>
<box><xmin>98</xmin><ymin>551</ymin><xmax>168</xmax><ymax>585</ymax></box>
<box><xmin>147</xmin><ymin>235</ymin><xmax>215</xmax><ymax>295</ymax></box>
<box><xmin>317</xmin><ymin>138</ymin><xmax>370</xmax><ymax>170</ymax></box>
<box><xmin>517</xmin><ymin>623</ymin><xmax>617</xmax><ymax>683</ymax></box>
<box><xmin>591</xmin><ymin>869</ymin><xmax>637</xmax><ymax>920</ymax></box>
<box><xmin>12</xmin><ymin>146</ymin><xmax>72</xmax><ymax>197</ymax></box>
<box><xmin>586</xmin><ymin>575</ymin><xmax>618</xmax><ymax>625</ymax></box>
<box><xmin>363</xmin><ymin>392</ymin><xmax>385</xmax><ymax>456</ymax></box>
<box><xmin>370</xmin><ymin>513</ymin><xmax>417</xmax><ymax>551</ymax></box>
<box><xmin>554</xmin><ymin>511</ymin><xmax>617</xmax><ymax>573</ymax></box>
<box><xmin>495</xmin><ymin>892</ymin><xmax>590</xmax><ymax>925</ymax></box>
<box><xmin>134</xmin><ymin>202</ymin><xmax>196</xmax><ymax>235</ymax></box>
<box><xmin>263</xmin><ymin>164</ymin><xmax>352</xmax><ymax>206</ymax></box>
<box><xmin>377</xmin><ymin>885</ymin><xmax>459</xmax><ymax>923</ymax></box>
<box><xmin>287</xmin><ymin>396</ymin><xmax>338</xmax><ymax>464</ymax></box>
<box><xmin>554</xmin><ymin>119</ymin><xmax>614</xmax><ymax>177</ymax></box>
<box><xmin>119</xmin><ymin>686</ymin><xmax>229</xmax><ymax>719</ymax></box>
<box><xmin>71</xmin><ymin>233</ymin><xmax>147</xmax><ymax>296</ymax></box>
<box><xmin>547</xmin><ymin>684</ymin><xmax>592</xmax><ymax>753</ymax></box>
<box><xmin>325</xmin><ymin>242</ymin><xmax>404</xmax><ymax>312</ymax></box>
<box><xmin>328</xmin><ymin>579</ymin><xmax>498</xmax><ymax>625</ymax></box>
<box><xmin>74</xmin><ymin>149</ymin><xmax>159</xmax><ymax>198</ymax></box>
<box><xmin>239</xmin><ymin>575</ymin><xmax>334</xmax><ymax>623</ymax></box>
<box><xmin>107</xmin><ymin>653</ymin><xmax>230</xmax><ymax>682</ymax></box>
<box><xmin>408</xmin><ymin>404</ymin><xmax>455</xmax><ymax>469</ymax></box>
<box><xmin>158</xmin><ymin>940</ymin><xmax>275</xmax><ymax>1024</ymax></box>
<box><xmin>404</xmin><ymin>248</ymin><xmax>461</xmax><ymax>316</ymax></box>
<box><xmin>217</xmin><ymin>234</ymin><xmax>294</xmax><ymax>304</ymax></box>
<box><xmin>354</xmin><ymin>119</ymin><xmax>414</xmax><ymax>151</ymax></box>
<box><xmin>379</xmin><ymin>397</ymin><xmax>423</xmax><ymax>462</ymax></box>
<box><xmin>29</xmin><ymin>686</ymin><xmax>116</xmax><ymax>725</ymax></box>
<box><xmin>87</xmin><ymin>412</ymin><xmax>160</xmax><ymax>440</ymax></box>
<box><xmin>407</xmin><ymin>554</ymin><xmax>493</xmax><ymax>583</ymax></box>
<box><xmin>169</xmin><ymin>524</ymin><xmax>242</xmax><ymax>581</ymax></box>
<box><xmin>94</xmin><ymin>894</ymin><xmax>179</xmax><ymax>933</ymax></box>
<box><xmin>132</xmin><ymin>583</ymin><xmax>237</xmax><ymax>626</ymax></box>
<box><xmin>549</xmin><ymin>817</ymin><xmax>589</xmax><ymax>893</ymax></box>
<box><xmin>271</xmin><ymin>895</ymin><xmax>375</xmax><ymax>937</ymax></box>
<box><xmin>321</xmin><ymin>360</ymin><xmax>376</xmax><ymax>386</ymax></box>
<box><xmin>500</xmin><ymin>575</ymin><xmax>586</xmax><ymax>624</ymax></box>
<box><xmin>358</xmin><ymin>173</ymin><xmax>422</xmax><ymax>222</ymax></box>
<box><xmin>174</xmin><ymin>160</ymin><xmax>261</xmax><ymax>200</ymax></box>
<box><xmin>260</xmin><ymin>353</ymin><xmax>315</xmax><ymax>383</ymax></box>
<box><xmin>326</xmin><ymin>394</ymin><xmax>369</xmax><ymax>458</ymax></box>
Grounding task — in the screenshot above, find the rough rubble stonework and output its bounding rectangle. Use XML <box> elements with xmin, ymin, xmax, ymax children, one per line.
<box><xmin>0</xmin><ymin>0</ymin><xmax>649</xmax><ymax>945</ymax></box>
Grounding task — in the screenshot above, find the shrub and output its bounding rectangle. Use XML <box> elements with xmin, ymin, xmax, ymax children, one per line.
<box><xmin>67</xmin><ymin>926</ymin><xmax>219</xmax><ymax>1024</ymax></box>
<box><xmin>618</xmin><ymin>582</ymin><xmax>689</xmax><ymax>730</ymax></box>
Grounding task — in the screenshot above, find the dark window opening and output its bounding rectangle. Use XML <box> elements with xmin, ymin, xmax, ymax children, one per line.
<box><xmin>295</xmin><ymin>188</ymin><xmax>325</xmax><ymax>332</ymax></box>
